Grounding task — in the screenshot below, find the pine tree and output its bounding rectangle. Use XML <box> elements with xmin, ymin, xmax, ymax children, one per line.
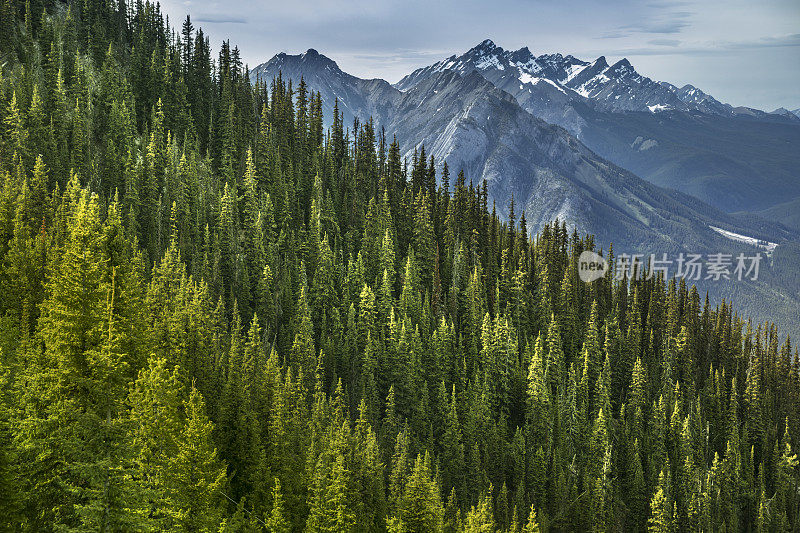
<box><xmin>168</xmin><ymin>386</ymin><xmax>227</xmax><ymax>532</ymax></box>
<box><xmin>521</xmin><ymin>505</ymin><xmax>542</xmax><ymax>533</ymax></box>
<box><xmin>306</xmin><ymin>434</ymin><xmax>356</xmax><ymax>533</ymax></box>
<box><xmin>648</xmin><ymin>470</ymin><xmax>674</xmax><ymax>533</ymax></box>
<box><xmin>463</xmin><ymin>490</ymin><xmax>495</xmax><ymax>532</ymax></box>
<box><xmin>291</xmin><ymin>286</ymin><xmax>317</xmax><ymax>386</ymax></box>
<box><xmin>441</xmin><ymin>385</ymin><xmax>466</xmax><ymax>499</ymax></box>
<box><xmin>127</xmin><ymin>357</ymin><xmax>185</xmax><ymax>529</ymax></box>
<box><xmin>266</xmin><ymin>478</ymin><xmax>291</xmax><ymax>533</ymax></box>
<box><xmin>388</xmin><ymin>452</ymin><xmax>444</xmax><ymax>533</ymax></box>
<box><xmin>16</xmin><ymin>184</ymin><xmax>136</xmax><ymax>530</ymax></box>
<box><xmin>4</xmin><ymin>92</ymin><xmax>27</xmax><ymax>162</ymax></box>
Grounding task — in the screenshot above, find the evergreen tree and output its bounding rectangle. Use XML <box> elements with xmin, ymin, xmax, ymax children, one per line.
<box><xmin>388</xmin><ymin>452</ymin><xmax>444</xmax><ymax>533</ymax></box>
<box><xmin>266</xmin><ymin>478</ymin><xmax>291</xmax><ymax>533</ymax></box>
<box><xmin>168</xmin><ymin>386</ymin><xmax>227</xmax><ymax>532</ymax></box>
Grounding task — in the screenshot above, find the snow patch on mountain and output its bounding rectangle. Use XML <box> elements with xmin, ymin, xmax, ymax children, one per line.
<box><xmin>476</xmin><ymin>54</ymin><xmax>504</xmax><ymax>70</ymax></box>
<box><xmin>710</xmin><ymin>226</ymin><xmax>778</xmax><ymax>254</ymax></box>
<box><xmin>561</xmin><ymin>63</ymin><xmax>587</xmax><ymax>83</ymax></box>
<box><xmin>573</xmin><ymin>73</ymin><xmax>610</xmax><ymax>98</ymax></box>
<box><xmin>518</xmin><ymin>72</ymin><xmax>568</xmax><ymax>94</ymax></box>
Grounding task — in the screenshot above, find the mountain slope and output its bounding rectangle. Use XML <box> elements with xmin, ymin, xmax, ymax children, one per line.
<box><xmin>397</xmin><ymin>40</ymin><xmax>800</xmax><ymax>215</ymax></box>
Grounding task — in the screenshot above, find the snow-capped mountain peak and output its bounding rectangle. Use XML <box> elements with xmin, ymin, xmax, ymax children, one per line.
<box><xmin>396</xmin><ymin>40</ymin><xmax>740</xmax><ymax>116</ymax></box>
<box><xmin>472</xmin><ymin>38</ymin><xmax>499</xmax><ymax>53</ymax></box>
<box><xmin>607</xmin><ymin>58</ymin><xmax>638</xmax><ymax>79</ymax></box>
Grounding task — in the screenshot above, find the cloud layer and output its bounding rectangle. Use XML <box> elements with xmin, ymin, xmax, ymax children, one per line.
<box><xmin>162</xmin><ymin>0</ymin><xmax>800</xmax><ymax>111</ymax></box>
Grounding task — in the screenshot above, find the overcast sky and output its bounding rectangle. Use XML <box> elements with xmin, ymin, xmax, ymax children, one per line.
<box><xmin>159</xmin><ymin>0</ymin><xmax>800</xmax><ymax>111</ymax></box>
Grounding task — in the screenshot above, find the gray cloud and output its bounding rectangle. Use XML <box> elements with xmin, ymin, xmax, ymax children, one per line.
<box><xmin>607</xmin><ymin>33</ymin><xmax>800</xmax><ymax>56</ymax></box>
<box><xmin>645</xmin><ymin>0</ymin><xmax>693</xmax><ymax>8</ymax></box>
<box><xmin>719</xmin><ymin>33</ymin><xmax>800</xmax><ymax>49</ymax></box>
<box><xmin>597</xmin><ymin>30</ymin><xmax>631</xmax><ymax>39</ymax></box>
<box><xmin>158</xmin><ymin>0</ymin><xmax>800</xmax><ymax>111</ymax></box>
<box><xmin>620</xmin><ymin>16</ymin><xmax>692</xmax><ymax>34</ymax></box>
<box><xmin>604</xmin><ymin>7</ymin><xmax>693</xmax><ymax>38</ymax></box>
<box><xmin>648</xmin><ymin>38</ymin><xmax>681</xmax><ymax>46</ymax></box>
<box><xmin>195</xmin><ymin>14</ymin><xmax>247</xmax><ymax>23</ymax></box>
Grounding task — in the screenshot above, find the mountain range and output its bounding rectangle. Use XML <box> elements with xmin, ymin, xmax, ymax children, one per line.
<box><xmin>249</xmin><ymin>41</ymin><xmax>800</xmax><ymax>332</ymax></box>
<box><xmin>250</xmin><ymin>41</ymin><xmax>800</xmax><ymax>217</ymax></box>
<box><xmin>394</xmin><ymin>40</ymin><xmax>800</xmax><ymax>215</ymax></box>
<box><xmin>396</xmin><ymin>39</ymin><xmax>732</xmax><ymax>115</ymax></box>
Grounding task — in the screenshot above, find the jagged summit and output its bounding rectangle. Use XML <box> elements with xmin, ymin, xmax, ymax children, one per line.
<box><xmin>395</xmin><ymin>41</ymin><xmax>739</xmax><ymax>115</ymax></box>
<box><xmin>474</xmin><ymin>38</ymin><xmax>498</xmax><ymax>50</ymax></box>
<box><xmin>251</xmin><ymin>48</ymin><xmax>344</xmax><ymax>87</ymax></box>
<box><xmin>606</xmin><ymin>58</ymin><xmax>639</xmax><ymax>79</ymax></box>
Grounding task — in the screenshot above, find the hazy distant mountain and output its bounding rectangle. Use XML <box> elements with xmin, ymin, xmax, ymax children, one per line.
<box><xmin>756</xmin><ymin>196</ymin><xmax>800</xmax><ymax>231</ymax></box>
<box><xmin>770</xmin><ymin>107</ymin><xmax>800</xmax><ymax>119</ymax></box>
<box><xmin>250</xmin><ymin>48</ymin><xmax>400</xmax><ymax>128</ymax></box>
<box><xmin>395</xmin><ymin>40</ymin><xmax>800</xmax><ymax>215</ymax></box>
<box><xmin>566</xmin><ymin>105</ymin><xmax>800</xmax><ymax>213</ymax></box>
<box><xmin>660</xmin><ymin>82</ymin><xmax>732</xmax><ymax>116</ymax></box>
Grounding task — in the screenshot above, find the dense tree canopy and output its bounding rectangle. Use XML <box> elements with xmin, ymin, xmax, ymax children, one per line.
<box><xmin>0</xmin><ymin>1</ymin><xmax>798</xmax><ymax>531</ymax></box>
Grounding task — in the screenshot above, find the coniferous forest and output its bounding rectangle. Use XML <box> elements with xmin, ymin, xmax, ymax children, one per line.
<box><xmin>0</xmin><ymin>1</ymin><xmax>798</xmax><ymax>531</ymax></box>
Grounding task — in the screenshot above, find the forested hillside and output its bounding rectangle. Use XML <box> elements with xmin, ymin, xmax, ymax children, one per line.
<box><xmin>0</xmin><ymin>1</ymin><xmax>798</xmax><ymax>531</ymax></box>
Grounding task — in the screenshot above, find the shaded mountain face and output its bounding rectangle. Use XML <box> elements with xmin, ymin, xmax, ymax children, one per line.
<box><xmin>396</xmin><ymin>40</ymin><xmax>800</xmax><ymax>215</ymax></box>
<box><xmin>249</xmin><ymin>48</ymin><xmax>800</xmax><ymax>333</ymax></box>
<box><xmin>563</xmin><ymin>103</ymin><xmax>800</xmax><ymax>213</ymax></box>
<box><xmin>756</xmin><ymin>196</ymin><xmax>800</xmax><ymax>231</ymax></box>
